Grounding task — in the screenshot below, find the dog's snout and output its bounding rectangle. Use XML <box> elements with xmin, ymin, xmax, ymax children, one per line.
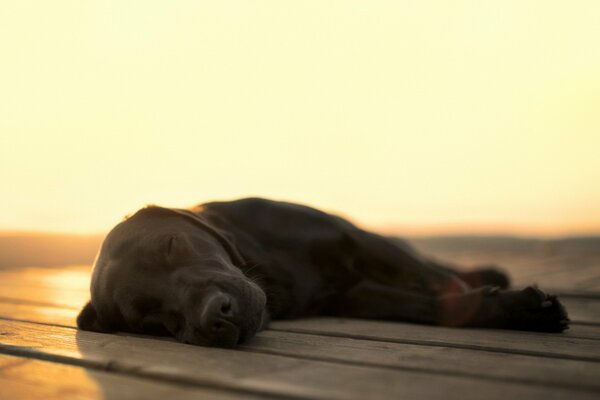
<box><xmin>202</xmin><ymin>292</ymin><xmax>233</xmax><ymax>322</ymax></box>
<box><xmin>218</xmin><ymin>295</ymin><xmax>233</xmax><ymax>318</ymax></box>
<box><xmin>199</xmin><ymin>292</ymin><xmax>240</xmax><ymax>346</ymax></box>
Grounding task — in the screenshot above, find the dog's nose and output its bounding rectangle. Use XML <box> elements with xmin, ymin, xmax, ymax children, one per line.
<box><xmin>200</xmin><ymin>292</ymin><xmax>240</xmax><ymax>346</ymax></box>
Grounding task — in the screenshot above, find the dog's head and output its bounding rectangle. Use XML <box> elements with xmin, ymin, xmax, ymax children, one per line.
<box><xmin>77</xmin><ymin>206</ymin><xmax>268</xmax><ymax>347</ymax></box>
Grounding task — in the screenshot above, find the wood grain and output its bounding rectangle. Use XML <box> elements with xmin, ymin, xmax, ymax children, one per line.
<box><xmin>1</xmin><ymin>244</ymin><xmax>599</xmax><ymax>400</ymax></box>
<box><xmin>271</xmin><ymin>318</ymin><xmax>600</xmax><ymax>361</ymax></box>
<box><xmin>1</xmin><ymin>319</ymin><xmax>597</xmax><ymax>400</ymax></box>
<box><xmin>0</xmin><ymin>266</ymin><xmax>598</xmax><ymax>324</ymax></box>
<box><xmin>0</xmin><ymin>354</ymin><xmax>262</xmax><ymax>400</ymax></box>
<box><xmin>0</xmin><ymin>302</ymin><xmax>598</xmax><ymax>390</ymax></box>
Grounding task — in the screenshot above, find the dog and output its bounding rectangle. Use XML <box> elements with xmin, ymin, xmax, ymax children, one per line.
<box><xmin>77</xmin><ymin>197</ymin><xmax>569</xmax><ymax>347</ymax></box>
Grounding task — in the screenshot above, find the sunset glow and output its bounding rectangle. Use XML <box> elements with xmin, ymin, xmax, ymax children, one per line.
<box><xmin>1</xmin><ymin>1</ymin><xmax>599</xmax><ymax>236</ymax></box>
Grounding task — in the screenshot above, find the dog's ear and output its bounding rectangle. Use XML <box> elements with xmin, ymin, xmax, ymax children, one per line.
<box><xmin>77</xmin><ymin>301</ymin><xmax>116</xmax><ymax>333</ymax></box>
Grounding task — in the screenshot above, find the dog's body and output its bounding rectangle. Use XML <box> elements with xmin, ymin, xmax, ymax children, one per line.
<box><xmin>78</xmin><ymin>198</ymin><xmax>568</xmax><ymax>347</ymax></box>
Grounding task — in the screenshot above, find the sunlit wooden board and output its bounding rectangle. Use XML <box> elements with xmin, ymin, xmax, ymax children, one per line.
<box><xmin>270</xmin><ymin>318</ymin><xmax>600</xmax><ymax>361</ymax></box>
<box><xmin>561</xmin><ymin>297</ymin><xmax>600</xmax><ymax>325</ymax></box>
<box><xmin>0</xmin><ymin>286</ymin><xmax>87</xmax><ymax>310</ymax></box>
<box><xmin>0</xmin><ymin>265</ymin><xmax>598</xmax><ymax>324</ymax></box>
<box><xmin>525</xmin><ymin>265</ymin><xmax>600</xmax><ymax>292</ymax></box>
<box><xmin>1</xmin><ymin>320</ymin><xmax>597</xmax><ymax>400</ymax></box>
<box><xmin>0</xmin><ymin>295</ymin><xmax>598</xmax><ymax>342</ymax></box>
<box><xmin>1</xmin><ymin>293</ymin><xmax>597</xmax><ymax>335</ymax></box>
<box><xmin>241</xmin><ymin>330</ymin><xmax>600</xmax><ymax>392</ymax></box>
<box><xmin>0</xmin><ymin>265</ymin><xmax>91</xmax><ymax>291</ymax></box>
<box><xmin>0</xmin><ymin>302</ymin><xmax>597</xmax><ymax>390</ymax></box>
<box><xmin>1</xmin><ymin>261</ymin><xmax>600</xmax><ymax>400</ymax></box>
<box><xmin>0</xmin><ymin>354</ymin><xmax>263</xmax><ymax>400</ymax></box>
<box><xmin>0</xmin><ymin>302</ymin><xmax>78</xmax><ymax>327</ymax></box>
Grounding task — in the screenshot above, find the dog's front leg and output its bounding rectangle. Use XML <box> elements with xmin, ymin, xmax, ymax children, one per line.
<box><xmin>334</xmin><ymin>280</ymin><xmax>439</xmax><ymax>324</ymax></box>
<box><xmin>439</xmin><ymin>286</ymin><xmax>569</xmax><ymax>332</ymax></box>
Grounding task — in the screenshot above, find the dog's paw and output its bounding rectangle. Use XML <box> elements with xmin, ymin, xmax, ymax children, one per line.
<box><xmin>494</xmin><ymin>286</ymin><xmax>570</xmax><ymax>332</ymax></box>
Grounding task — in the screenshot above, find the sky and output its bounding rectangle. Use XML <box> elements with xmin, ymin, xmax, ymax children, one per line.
<box><xmin>1</xmin><ymin>1</ymin><xmax>599</xmax><ymax>236</ymax></box>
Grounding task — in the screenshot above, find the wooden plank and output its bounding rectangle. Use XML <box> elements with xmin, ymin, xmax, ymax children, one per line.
<box><xmin>527</xmin><ymin>265</ymin><xmax>600</xmax><ymax>292</ymax></box>
<box><xmin>242</xmin><ymin>331</ymin><xmax>600</xmax><ymax>392</ymax></box>
<box><xmin>271</xmin><ymin>318</ymin><xmax>600</xmax><ymax>361</ymax></box>
<box><xmin>1</xmin><ymin>265</ymin><xmax>599</xmax><ymax>325</ymax></box>
<box><xmin>0</xmin><ymin>265</ymin><xmax>90</xmax><ymax>291</ymax></box>
<box><xmin>408</xmin><ymin>236</ymin><xmax>600</xmax><ymax>292</ymax></box>
<box><xmin>584</xmin><ymin>279</ymin><xmax>600</xmax><ymax>291</ymax></box>
<box><xmin>562</xmin><ymin>297</ymin><xmax>600</xmax><ymax>325</ymax></box>
<box><xmin>0</xmin><ymin>302</ymin><xmax>78</xmax><ymax>327</ymax></box>
<box><xmin>2</xmin><ymin>263</ymin><xmax>599</xmax><ymax>315</ymax></box>
<box><xmin>0</xmin><ymin>302</ymin><xmax>599</xmax><ymax>389</ymax></box>
<box><xmin>0</xmin><ymin>298</ymin><xmax>599</xmax><ymax>342</ymax></box>
<box><xmin>0</xmin><ymin>354</ymin><xmax>262</xmax><ymax>400</ymax></box>
<box><xmin>3</xmin><ymin>283</ymin><xmax>592</xmax><ymax>328</ymax></box>
<box><xmin>564</xmin><ymin>324</ymin><xmax>600</xmax><ymax>340</ymax></box>
<box><xmin>0</xmin><ymin>320</ymin><xmax>597</xmax><ymax>400</ymax></box>
<box><xmin>0</xmin><ymin>284</ymin><xmax>599</xmax><ymax>339</ymax></box>
<box><xmin>1</xmin><ymin>236</ymin><xmax>597</xmax><ymax>293</ymax></box>
<box><xmin>0</xmin><ymin>266</ymin><xmax>90</xmax><ymax>309</ymax></box>
<box><xmin>0</xmin><ymin>285</ymin><xmax>87</xmax><ymax>310</ymax></box>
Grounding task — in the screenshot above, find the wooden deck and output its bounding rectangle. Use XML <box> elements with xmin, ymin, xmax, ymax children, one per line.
<box><xmin>1</xmin><ymin>239</ymin><xmax>599</xmax><ymax>399</ymax></box>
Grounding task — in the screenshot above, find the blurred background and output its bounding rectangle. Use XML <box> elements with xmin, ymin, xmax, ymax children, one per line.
<box><xmin>1</xmin><ymin>1</ymin><xmax>599</xmax><ymax>269</ymax></box>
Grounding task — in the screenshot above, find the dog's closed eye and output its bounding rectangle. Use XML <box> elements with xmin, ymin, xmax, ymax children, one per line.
<box><xmin>140</xmin><ymin>313</ymin><xmax>172</xmax><ymax>336</ymax></box>
<box><xmin>167</xmin><ymin>235</ymin><xmax>176</xmax><ymax>255</ymax></box>
<box><xmin>132</xmin><ymin>296</ymin><xmax>162</xmax><ymax>314</ymax></box>
<box><xmin>161</xmin><ymin>312</ymin><xmax>185</xmax><ymax>337</ymax></box>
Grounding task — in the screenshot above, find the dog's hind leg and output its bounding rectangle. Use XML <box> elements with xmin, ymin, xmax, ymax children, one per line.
<box><xmin>347</xmin><ymin>230</ymin><xmax>468</xmax><ymax>295</ymax></box>
<box><xmin>353</xmin><ymin>231</ymin><xmax>511</xmax><ymax>290</ymax></box>
<box><xmin>330</xmin><ymin>280</ymin><xmax>439</xmax><ymax>324</ymax></box>
<box><xmin>334</xmin><ymin>280</ymin><xmax>569</xmax><ymax>333</ymax></box>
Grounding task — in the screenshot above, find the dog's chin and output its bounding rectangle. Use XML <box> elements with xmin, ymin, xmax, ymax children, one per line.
<box><xmin>238</xmin><ymin>308</ymin><xmax>270</xmax><ymax>344</ymax></box>
<box><xmin>175</xmin><ymin>300</ymin><xmax>269</xmax><ymax>348</ymax></box>
<box><xmin>257</xmin><ymin>307</ymin><xmax>270</xmax><ymax>332</ymax></box>
<box><xmin>182</xmin><ymin>330</ymin><xmax>241</xmax><ymax>348</ymax></box>
<box><xmin>179</xmin><ymin>317</ymin><xmax>263</xmax><ymax>348</ymax></box>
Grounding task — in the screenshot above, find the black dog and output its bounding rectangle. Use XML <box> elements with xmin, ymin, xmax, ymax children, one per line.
<box><xmin>78</xmin><ymin>198</ymin><xmax>569</xmax><ymax>347</ymax></box>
